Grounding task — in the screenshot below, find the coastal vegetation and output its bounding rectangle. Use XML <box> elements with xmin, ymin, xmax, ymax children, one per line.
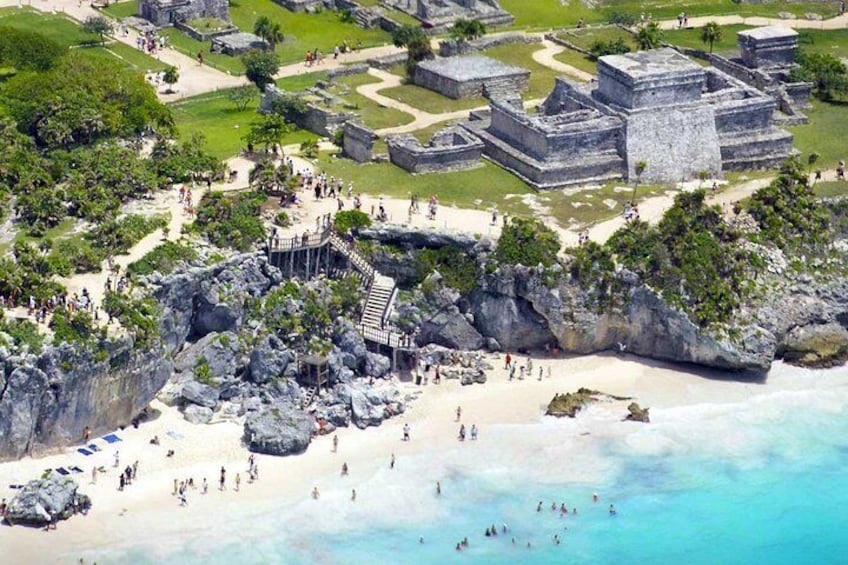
<box><xmin>192</xmin><ymin>191</ymin><xmax>267</xmax><ymax>251</ymax></box>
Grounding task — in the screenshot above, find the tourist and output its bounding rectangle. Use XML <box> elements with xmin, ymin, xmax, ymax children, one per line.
<box><xmin>837</xmin><ymin>161</ymin><xmax>845</xmax><ymax>180</ymax></box>
<box><xmin>470</xmin><ymin>424</ymin><xmax>478</xmax><ymax>440</ymax></box>
<box><xmin>351</xmin><ymin>489</ymin><xmax>356</xmax><ymax>501</ymax></box>
<box><xmin>312</xmin><ymin>486</ymin><xmax>320</xmax><ymax>499</ymax></box>
<box><xmin>197</xmin><ymin>51</ymin><xmax>204</xmax><ymax>65</ymax></box>
<box><xmin>537</xmin><ymin>501</ymin><xmax>543</xmax><ymax>512</ymax></box>
<box><xmin>609</xmin><ymin>504</ymin><xmax>617</xmax><ymax>516</ymax></box>
<box><xmin>91</xmin><ymin>467</ymin><xmax>97</xmax><ymax>485</ymax></box>
<box><xmin>113</xmin><ymin>450</ymin><xmax>120</xmax><ymax>468</ymax></box>
<box><xmin>403</xmin><ymin>423</ymin><xmax>410</xmax><ymax>441</ymax></box>
<box><xmin>341</xmin><ymin>462</ymin><xmax>349</xmax><ymax>476</ymax></box>
<box><xmin>83</xmin><ymin>426</ymin><xmax>91</xmax><ymax>442</ymax></box>
<box><xmin>333</xmin><ymin>434</ymin><xmax>339</xmax><ymax>453</ymax></box>
<box><xmin>220</xmin><ymin>467</ymin><xmax>227</xmax><ymax>491</ymax></box>
<box><xmin>456</xmin><ymin>406</ymin><xmax>462</xmax><ymax>422</ymax></box>
<box><xmin>235</xmin><ymin>473</ymin><xmax>241</xmax><ymax>492</ymax></box>
<box><xmin>593</xmin><ymin>493</ymin><xmax>599</xmax><ymax>503</ymax></box>
<box><xmin>202</xmin><ymin>478</ymin><xmax>208</xmax><ymax>494</ymax></box>
<box><xmin>390</xmin><ymin>453</ymin><xmax>396</xmax><ymax>469</ymax></box>
<box><xmin>458</xmin><ymin>424</ymin><xmax>466</xmax><ymax>441</ymax></box>
<box><xmin>491</xmin><ymin>207</ymin><xmax>498</xmax><ymax>225</ymax></box>
<box><xmin>504</xmin><ymin>352</ymin><xmax>512</xmax><ymax>369</ymax></box>
<box><xmin>436</xmin><ymin>481</ymin><xmax>441</xmax><ymax>495</ymax></box>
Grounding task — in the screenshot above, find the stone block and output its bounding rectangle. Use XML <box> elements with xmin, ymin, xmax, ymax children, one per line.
<box><xmin>412</xmin><ymin>55</ymin><xmax>529</xmax><ymax>99</ymax></box>
<box><xmin>387</xmin><ymin>125</ymin><xmax>483</xmax><ymax>174</ymax></box>
<box><xmin>738</xmin><ymin>26</ymin><xmax>798</xmax><ymax>69</ymax></box>
<box><xmin>343</xmin><ymin>121</ymin><xmax>378</xmax><ymax>163</ymax></box>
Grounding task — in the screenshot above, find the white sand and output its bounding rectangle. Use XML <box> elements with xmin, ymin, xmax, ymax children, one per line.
<box><xmin>2</xmin><ymin>353</ymin><xmax>842</xmax><ymax>563</ymax></box>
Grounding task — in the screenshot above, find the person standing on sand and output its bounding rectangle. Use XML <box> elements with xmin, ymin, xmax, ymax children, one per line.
<box><xmin>312</xmin><ymin>486</ymin><xmax>320</xmax><ymax>499</ymax></box>
<box><xmin>504</xmin><ymin>352</ymin><xmax>511</xmax><ymax>369</ymax></box>
<box><xmin>333</xmin><ymin>434</ymin><xmax>339</xmax><ymax>453</ymax></box>
<box><xmin>403</xmin><ymin>423</ymin><xmax>410</xmax><ymax>441</ymax></box>
<box><xmin>202</xmin><ymin>479</ymin><xmax>208</xmax><ymax>494</ymax></box>
<box><xmin>390</xmin><ymin>453</ymin><xmax>396</xmax><ymax>469</ymax></box>
<box><xmin>235</xmin><ymin>474</ymin><xmax>241</xmax><ymax>492</ymax></box>
<box><xmin>220</xmin><ymin>467</ymin><xmax>227</xmax><ymax>491</ymax></box>
<box><xmin>456</xmin><ymin>406</ymin><xmax>462</xmax><ymax>422</ymax></box>
<box><xmin>436</xmin><ymin>482</ymin><xmax>441</xmax><ymax>495</ymax></box>
<box><xmin>91</xmin><ymin>467</ymin><xmax>97</xmax><ymax>485</ymax></box>
<box><xmin>351</xmin><ymin>489</ymin><xmax>357</xmax><ymax>501</ymax></box>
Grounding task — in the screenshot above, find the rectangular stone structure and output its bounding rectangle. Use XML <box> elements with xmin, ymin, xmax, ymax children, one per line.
<box><xmin>211</xmin><ymin>32</ymin><xmax>268</xmax><ymax>55</ymax></box>
<box><xmin>387</xmin><ymin>125</ymin><xmax>483</xmax><ymax>174</ymax></box>
<box><xmin>412</xmin><ymin>55</ymin><xmax>529</xmax><ymax>99</ymax></box>
<box><xmin>138</xmin><ymin>0</ymin><xmax>229</xmax><ymax>27</ymax></box>
<box><xmin>343</xmin><ymin>122</ymin><xmax>378</xmax><ymax>163</ymax></box>
<box><xmin>597</xmin><ymin>48</ymin><xmax>705</xmax><ymax>110</ymax></box>
<box><xmin>738</xmin><ymin>26</ymin><xmax>799</xmax><ymax>69</ymax></box>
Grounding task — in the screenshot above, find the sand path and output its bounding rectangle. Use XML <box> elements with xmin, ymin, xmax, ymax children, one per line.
<box><xmin>531</xmin><ymin>39</ymin><xmax>596</xmax><ymax>82</ymax></box>
<box><xmin>655</xmin><ymin>13</ymin><xmax>848</xmax><ymax>31</ymax></box>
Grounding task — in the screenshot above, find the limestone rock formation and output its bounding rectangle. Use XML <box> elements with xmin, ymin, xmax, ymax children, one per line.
<box><xmin>183</xmin><ymin>405</ymin><xmax>214</xmax><ymax>425</ymax></box>
<box><xmin>4</xmin><ymin>475</ymin><xmax>89</xmax><ymax>526</ymax></box>
<box><xmin>248</xmin><ymin>335</ymin><xmax>294</xmax><ymax>384</ymax></box>
<box><xmin>625</xmin><ymin>402</ymin><xmax>650</xmax><ymax>423</ymax></box>
<box><xmin>545</xmin><ymin>388</ymin><xmax>605</xmax><ymax>418</ymax></box>
<box><xmin>781</xmin><ymin>322</ymin><xmax>848</xmax><ymax>368</ymax></box>
<box><xmin>243</xmin><ymin>404</ymin><xmax>314</xmax><ymax>456</ymax></box>
<box><xmin>180</xmin><ymin>381</ymin><xmax>219</xmax><ymax>409</ymax></box>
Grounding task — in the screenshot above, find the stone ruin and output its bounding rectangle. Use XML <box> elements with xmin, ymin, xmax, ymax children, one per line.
<box><xmin>211</xmin><ymin>32</ymin><xmax>269</xmax><ymax>55</ymax></box>
<box><xmin>343</xmin><ymin>121</ymin><xmax>379</xmax><ymax>163</ymax></box>
<box><xmin>463</xmin><ymin>47</ymin><xmax>795</xmax><ymax>188</ymax></box>
<box><xmin>138</xmin><ymin>0</ymin><xmax>229</xmax><ymax>27</ymax></box>
<box><xmin>413</xmin><ymin>54</ymin><xmax>530</xmax><ymax>100</ymax></box>
<box><xmin>707</xmin><ymin>26</ymin><xmax>811</xmax><ymax>124</ymax></box>
<box><xmin>386</xmin><ymin>0</ymin><xmax>513</xmax><ymax>31</ymax></box>
<box><xmin>387</xmin><ymin>124</ymin><xmax>484</xmax><ymax>174</ymax></box>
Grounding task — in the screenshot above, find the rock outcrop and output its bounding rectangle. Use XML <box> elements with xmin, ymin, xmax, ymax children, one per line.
<box><xmin>4</xmin><ymin>475</ymin><xmax>89</xmax><ymax>526</ymax></box>
<box><xmin>545</xmin><ymin>389</ymin><xmax>605</xmax><ymax>418</ymax></box>
<box><xmin>625</xmin><ymin>402</ymin><xmax>650</xmax><ymax>423</ymax></box>
<box><xmin>243</xmin><ymin>403</ymin><xmax>314</xmax><ymax>456</ymax></box>
<box><xmin>781</xmin><ymin>322</ymin><xmax>848</xmax><ymax>368</ymax></box>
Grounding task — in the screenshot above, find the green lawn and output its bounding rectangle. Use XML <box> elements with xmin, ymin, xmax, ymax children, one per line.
<box><xmin>0</xmin><ymin>8</ymin><xmax>99</xmax><ymax>47</ymax></box>
<box><xmin>227</xmin><ymin>0</ymin><xmax>391</xmax><ymax>64</ymax></box>
<box><xmin>662</xmin><ymin>24</ymin><xmax>750</xmax><ymax>54</ymax></box>
<box><xmin>171</xmin><ymin>89</ymin><xmax>318</xmax><ymax>160</ymax></box>
<box><xmin>790</xmin><ymin>100</ymin><xmax>848</xmax><ymax>168</ymax></box>
<box><xmin>100</xmin><ymin>0</ymin><xmax>138</xmax><ymax>20</ymax></box>
<box><xmin>317</xmin><ymin>152</ymin><xmax>534</xmax><ymax>216</ymax></box>
<box><xmin>381</xmin><ymin>80</ymin><xmax>488</xmax><ymax>115</ymax></box>
<box><xmin>552</xmin><ymin>47</ymin><xmax>599</xmax><ymax>76</ymax></box>
<box><xmin>502</xmin><ymin>0</ymin><xmax>837</xmax><ymax>30</ymax></box>
<box><xmin>539</xmin><ymin>183</ymin><xmax>673</xmax><ymax>227</ymax></box>
<box><xmin>77</xmin><ymin>42</ymin><xmax>168</xmax><ymax>73</ymax></box>
<box><xmin>332</xmin><ymin>73</ymin><xmax>415</xmax><ymax>130</ymax></box>
<box><xmin>159</xmin><ymin>28</ymin><xmax>246</xmax><ymax>75</ymax></box>
<box><xmin>558</xmin><ymin>25</ymin><xmax>638</xmax><ymax>51</ymax></box>
<box><xmin>813</xmin><ymin>181</ymin><xmax>848</xmax><ymax>198</ymax></box>
<box><xmin>797</xmin><ymin>29</ymin><xmax>848</xmax><ymax>59</ymax></box>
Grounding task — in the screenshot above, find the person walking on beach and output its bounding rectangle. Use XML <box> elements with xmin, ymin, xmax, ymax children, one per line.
<box><xmin>341</xmin><ymin>462</ymin><xmax>349</xmax><ymax>476</ymax></box>
<box><xmin>351</xmin><ymin>489</ymin><xmax>357</xmax><ymax>501</ymax></box>
<box><xmin>235</xmin><ymin>473</ymin><xmax>241</xmax><ymax>492</ymax></box>
<box><xmin>312</xmin><ymin>486</ymin><xmax>320</xmax><ymax>499</ymax></box>
<box><xmin>436</xmin><ymin>481</ymin><xmax>441</xmax><ymax>495</ymax></box>
<box><xmin>220</xmin><ymin>467</ymin><xmax>227</xmax><ymax>491</ymax></box>
<box><xmin>202</xmin><ymin>478</ymin><xmax>208</xmax><ymax>494</ymax></box>
<box><xmin>390</xmin><ymin>453</ymin><xmax>396</xmax><ymax>469</ymax></box>
<box><xmin>504</xmin><ymin>352</ymin><xmax>512</xmax><ymax>369</ymax></box>
<box><xmin>333</xmin><ymin>434</ymin><xmax>339</xmax><ymax>453</ymax></box>
<box><xmin>470</xmin><ymin>425</ymin><xmax>478</xmax><ymax>440</ymax></box>
<box><xmin>403</xmin><ymin>423</ymin><xmax>410</xmax><ymax>441</ymax></box>
<box><xmin>456</xmin><ymin>406</ymin><xmax>462</xmax><ymax>422</ymax></box>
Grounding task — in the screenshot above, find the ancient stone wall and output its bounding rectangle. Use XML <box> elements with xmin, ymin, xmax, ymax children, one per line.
<box><xmin>387</xmin><ymin>127</ymin><xmax>484</xmax><ymax>174</ymax></box>
<box><xmin>272</xmin><ymin>0</ymin><xmax>323</xmax><ymax>11</ymax></box>
<box><xmin>439</xmin><ymin>32</ymin><xmax>542</xmax><ymax>57</ymax></box>
<box><xmin>261</xmin><ymin>86</ymin><xmax>354</xmax><ymax>137</ymax></box>
<box><xmin>343</xmin><ymin>121</ymin><xmax>378</xmax><ymax>163</ymax></box>
<box><xmin>412</xmin><ymin>65</ymin><xmax>529</xmax><ymax>99</ymax></box>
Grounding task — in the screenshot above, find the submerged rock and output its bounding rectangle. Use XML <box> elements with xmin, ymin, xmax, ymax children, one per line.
<box><xmin>624</xmin><ymin>402</ymin><xmax>650</xmax><ymax>423</ymax></box>
<box><xmin>243</xmin><ymin>404</ymin><xmax>313</xmax><ymax>456</ymax></box>
<box><xmin>4</xmin><ymin>475</ymin><xmax>89</xmax><ymax>526</ymax></box>
<box><xmin>545</xmin><ymin>388</ymin><xmax>631</xmax><ymax>418</ymax></box>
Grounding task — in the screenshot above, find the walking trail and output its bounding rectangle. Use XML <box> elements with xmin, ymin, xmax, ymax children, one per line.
<box><xmin>532</xmin><ymin>39</ymin><xmax>595</xmax><ymax>82</ymax></box>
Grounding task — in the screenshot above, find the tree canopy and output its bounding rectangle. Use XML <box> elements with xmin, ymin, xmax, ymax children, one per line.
<box><xmin>495</xmin><ymin>217</ymin><xmax>561</xmax><ymax>267</ymax></box>
<box><xmin>242</xmin><ymin>49</ymin><xmax>281</xmax><ymax>91</ymax></box>
<box><xmin>635</xmin><ymin>22</ymin><xmax>662</xmax><ymax>50</ymax></box>
<box><xmin>0</xmin><ymin>27</ymin><xmax>64</xmax><ymax>72</ymax></box>
<box><xmin>450</xmin><ymin>19</ymin><xmax>486</xmax><ymax>42</ymax></box>
<box><xmin>700</xmin><ymin>21</ymin><xmax>722</xmax><ymax>53</ymax></box>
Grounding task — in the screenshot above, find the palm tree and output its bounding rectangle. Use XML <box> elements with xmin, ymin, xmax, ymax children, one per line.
<box><xmin>632</xmin><ymin>160</ymin><xmax>647</xmax><ymax>203</ymax></box>
<box><xmin>254</xmin><ymin>16</ymin><xmax>284</xmax><ymax>50</ymax></box>
<box><xmin>253</xmin><ymin>16</ymin><xmax>271</xmax><ymax>39</ymax></box>
<box><xmin>700</xmin><ymin>21</ymin><xmax>723</xmax><ymax>54</ymax></box>
<box><xmin>635</xmin><ymin>22</ymin><xmax>662</xmax><ymax>50</ymax></box>
<box><xmin>162</xmin><ymin>66</ymin><xmax>179</xmax><ymax>93</ymax></box>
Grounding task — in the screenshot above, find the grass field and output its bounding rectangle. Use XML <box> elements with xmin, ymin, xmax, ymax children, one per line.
<box><xmin>381</xmin><ymin>65</ymin><xmax>488</xmax><ymax>114</ymax></box>
<box><xmin>317</xmin><ymin>152</ymin><xmax>534</xmax><ymax>217</ymax></box>
<box><xmin>483</xmin><ymin>43</ymin><xmax>562</xmax><ymax>100</ymax></box>
<box><xmin>790</xmin><ymin>100</ymin><xmax>848</xmax><ymax>168</ymax></box>
<box><xmin>501</xmin><ymin>0</ymin><xmax>837</xmax><ymax>30</ymax></box>
<box><xmin>797</xmin><ymin>29</ymin><xmax>848</xmax><ymax>59</ymax></box>
<box><xmin>171</xmin><ymin>89</ymin><xmax>317</xmax><ymax>160</ymax></box>
<box><xmin>331</xmin><ymin>74</ymin><xmax>415</xmax><ymax>131</ymax></box>
<box><xmin>78</xmin><ymin>42</ymin><xmax>168</xmax><ymax>72</ymax></box>
<box><xmin>662</xmin><ymin>24</ymin><xmax>750</xmax><ymax>54</ymax></box>
<box><xmin>553</xmin><ymin>48</ymin><xmax>599</xmax><ymax>76</ymax></box>
<box><xmin>558</xmin><ymin>25</ymin><xmax>638</xmax><ymax>51</ymax></box>
<box><xmin>159</xmin><ymin>28</ymin><xmax>246</xmax><ymax>75</ymax></box>
<box><xmin>276</xmin><ymin>71</ymin><xmax>329</xmax><ymax>91</ymax></box>
<box><xmin>100</xmin><ymin>0</ymin><xmax>137</xmax><ymax>20</ymax></box>
<box><xmin>813</xmin><ymin>181</ymin><xmax>848</xmax><ymax>198</ymax></box>
<box><xmin>0</xmin><ymin>8</ymin><xmax>99</xmax><ymax>47</ymax></box>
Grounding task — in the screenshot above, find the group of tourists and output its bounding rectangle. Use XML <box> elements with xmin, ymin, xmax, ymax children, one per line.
<box><xmin>135</xmin><ymin>31</ymin><xmax>166</xmax><ymax>55</ymax></box>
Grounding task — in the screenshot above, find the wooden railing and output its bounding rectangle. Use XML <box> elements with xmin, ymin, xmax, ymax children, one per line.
<box><xmin>358</xmin><ymin>323</ymin><xmax>414</xmax><ymax>348</ymax></box>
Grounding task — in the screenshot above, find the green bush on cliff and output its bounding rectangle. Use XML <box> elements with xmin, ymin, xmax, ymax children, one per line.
<box><xmin>0</xmin><ymin>315</ymin><xmax>45</xmax><ymax>354</ymax></box>
<box><xmin>746</xmin><ymin>157</ymin><xmax>831</xmax><ymax>252</ymax></box>
<box><xmin>193</xmin><ymin>190</ymin><xmax>267</xmax><ymax>251</ymax></box>
<box><xmin>495</xmin><ymin>217</ymin><xmax>561</xmax><ymax>267</ymax></box>
<box><xmin>50</xmin><ymin>309</ymin><xmax>102</xmax><ymax>347</ymax></box>
<box><xmin>415</xmin><ymin>246</ymin><xmax>479</xmax><ymax>294</ymax></box>
<box><xmin>102</xmin><ymin>291</ymin><xmax>161</xmax><ymax>346</ymax></box>
<box><xmin>334</xmin><ymin>210</ymin><xmax>371</xmax><ymax>235</ymax></box>
<box><xmin>128</xmin><ymin>240</ymin><xmax>199</xmax><ymax>276</ymax></box>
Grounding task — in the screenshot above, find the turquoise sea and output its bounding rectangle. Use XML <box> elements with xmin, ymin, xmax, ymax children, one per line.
<box><xmin>97</xmin><ymin>365</ymin><xmax>848</xmax><ymax>564</ymax></box>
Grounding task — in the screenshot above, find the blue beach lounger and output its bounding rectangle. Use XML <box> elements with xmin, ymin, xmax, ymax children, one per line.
<box><xmin>78</xmin><ymin>448</ymin><xmax>93</xmax><ymax>456</ymax></box>
<box><xmin>103</xmin><ymin>434</ymin><xmax>122</xmax><ymax>444</ymax></box>
<box><xmin>54</xmin><ymin>468</ymin><xmax>70</xmax><ymax>476</ymax></box>
<box><xmin>88</xmin><ymin>444</ymin><xmax>101</xmax><ymax>452</ymax></box>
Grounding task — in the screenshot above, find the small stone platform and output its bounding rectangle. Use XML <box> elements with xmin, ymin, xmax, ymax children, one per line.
<box><xmin>211</xmin><ymin>32</ymin><xmax>269</xmax><ymax>55</ymax></box>
<box><xmin>413</xmin><ymin>55</ymin><xmax>529</xmax><ymax>100</ymax></box>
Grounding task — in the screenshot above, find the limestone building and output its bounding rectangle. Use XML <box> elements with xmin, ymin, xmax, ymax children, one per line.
<box><xmin>464</xmin><ymin>48</ymin><xmax>795</xmax><ymax>188</ymax></box>
<box><xmin>138</xmin><ymin>0</ymin><xmax>229</xmax><ymax>26</ymax></box>
<box><xmin>413</xmin><ymin>55</ymin><xmax>530</xmax><ymax>99</ymax></box>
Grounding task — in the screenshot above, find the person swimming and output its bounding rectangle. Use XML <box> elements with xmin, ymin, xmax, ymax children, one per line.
<box><xmin>485</xmin><ymin>528</ymin><xmax>492</xmax><ymax>537</ymax></box>
<box><xmin>609</xmin><ymin>504</ymin><xmax>617</xmax><ymax>516</ymax></box>
<box><xmin>537</xmin><ymin>501</ymin><xmax>543</xmax><ymax>512</ymax></box>
<box><xmin>551</xmin><ymin>501</ymin><xmax>556</xmax><ymax>511</ymax></box>
<box><xmin>572</xmin><ymin>508</ymin><xmax>578</xmax><ymax>515</ymax></box>
<box><xmin>436</xmin><ymin>481</ymin><xmax>441</xmax><ymax>495</ymax></box>
<box><xmin>593</xmin><ymin>493</ymin><xmax>599</xmax><ymax>503</ymax></box>
<box><xmin>560</xmin><ymin>503</ymin><xmax>567</xmax><ymax>514</ymax></box>
<box><xmin>491</xmin><ymin>524</ymin><xmax>497</xmax><ymax>536</ymax></box>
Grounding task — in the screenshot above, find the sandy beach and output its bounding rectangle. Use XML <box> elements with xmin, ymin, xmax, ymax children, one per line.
<box><xmin>2</xmin><ymin>350</ymin><xmax>841</xmax><ymax>564</ymax></box>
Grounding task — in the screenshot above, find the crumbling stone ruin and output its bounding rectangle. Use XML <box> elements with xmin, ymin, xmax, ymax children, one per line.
<box><xmin>413</xmin><ymin>55</ymin><xmax>530</xmax><ymax>100</ymax></box>
<box><xmin>707</xmin><ymin>26</ymin><xmax>811</xmax><ymax>124</ymax></box>
<box><xmin>386</xmin><ymin>0</ymin><xmax>513</xmax><ymax>32</ymax></box>
<box><xmin>343</xmin><ymin>121</ymin><xmax>379</xmax><ymax>163</ymax></box>
<box><xmin>387</xmin><ymin>125</ymin><xmax>484</xmax><ymax>174</ymax></box>
<box><xmin>464</xmin><ymin>46</ymin><xmax>795</xmax><ymax>188</ymax></box>
<box><xmin>211</xmin><ymin>32</ymin><xmax>269</xmax><ymax>55</ymax></box>
<box><xmin>138</xmin><ymin>0</ymin><xmax>229</xmax><ymax>27</ymax></box>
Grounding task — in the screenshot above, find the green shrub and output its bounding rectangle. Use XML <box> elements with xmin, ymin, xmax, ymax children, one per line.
<box><xmin>0</xmin><ymin>315</ymin><xmax>45</xmax><ymax>353</ymax></box>
<box><xmin>334</xmin><ymin>210</ymin><xmax>371</xmax><ymax>234</ymax></box>
<box><xmin>193</xmin><ymin>191</ymin><xmax>267</xmax><ymax>250</ymax></box>
<box><xmin>128</xmin><ymin>241</ymin><xmax>199</xmax><ymax>276</ymax></box>
<box><xmin>415</xmin><ymin>246</ymin><xmax>479</xmax><ymax>294</ymax></box>
<box><xmin>274</xmin><ymin>211</ymin><xmax>292</xmax><ymax>228</ymax></box>
<box><xmin>590</xmin><ymin>38</ymin><xmax>631</xmax><ymax>56</ymax></box>
<box><xmin>102</xmin><ymin>291</ymin><xmax>161</xmax><ymax>346</ymax></box>
<box><xmin>495</xmin><ymin>217</ymin><xmax>561</xmax><ymax>267</ymax></box>
<box><xmin>50</xmin><ymin>309</ymin><xmax>101</xmax><ymax>346</ymax></box>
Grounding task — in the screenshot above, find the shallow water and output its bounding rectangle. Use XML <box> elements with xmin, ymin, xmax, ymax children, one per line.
<box><xmin>90</xmin><ymin>365</ymin><xmax>848</xmax><ymax>564</ymax></box>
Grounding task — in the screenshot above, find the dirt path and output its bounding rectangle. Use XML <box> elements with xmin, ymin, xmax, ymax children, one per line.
<box><xmin>531</xmin><ymin>39</ymin><xmax>595</xmax><ymax>82</ymax></box>
<box><xmin>656</xmin><ymin>13</ymin><xmax>848</xmax><ymax>31</ymax></box>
